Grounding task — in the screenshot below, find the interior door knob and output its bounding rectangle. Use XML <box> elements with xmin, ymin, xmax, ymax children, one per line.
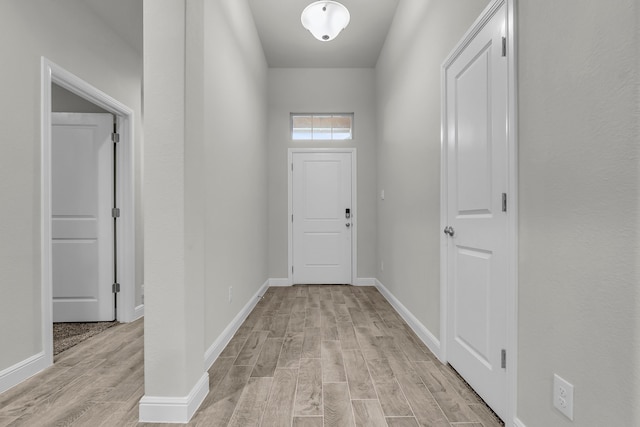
<box><xmin>443</xmin><ymin>226</ymin><xmax>455</xmax><ymax>236</ymax></box>
<box><xmin>346</xmin><ymin>223</ymin><xmax>351</xmax><ymax>228</ymax></box>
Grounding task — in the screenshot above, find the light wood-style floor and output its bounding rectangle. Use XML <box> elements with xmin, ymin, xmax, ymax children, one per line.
<box><xmin>0</xmin><ymin>285</ymin><xmax>503</xmax><ymax>427</ymax></box>
<box><xmin>0</xmin><ymin>317</ymin><xmax>143</xmax><ymax>426</ymax></box>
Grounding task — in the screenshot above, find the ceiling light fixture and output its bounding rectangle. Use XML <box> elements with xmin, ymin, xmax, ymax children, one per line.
<box><xmin>301</xmin><ymin>1</ymin><xmax>350</xmax><ymax>42</ymax></box>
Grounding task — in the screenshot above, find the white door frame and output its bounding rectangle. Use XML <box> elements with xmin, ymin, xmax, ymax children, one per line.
<box><xmin>288</xmin><ymin>148</ymin><xmax>357</xmax><ymax>285</ymax></box>
<box><xmin>41</xmin><ymin>58</ymin><xmax>137</xmax><ymax>366</ymax></box>
<box><xmin>439</xmin><ymin>0</ymin><xmax>518</xmax><ymax>423</ymax></box>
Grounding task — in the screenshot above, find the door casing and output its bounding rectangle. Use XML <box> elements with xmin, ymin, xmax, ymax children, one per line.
<box><xmin>41</xmin><ymin>58</ymin><xmax>137</xmax><ymax>366</ymax></box>
<box><xmin>440</xmin><ymin>0</ymin><xmax>518</xmax><ymax>423</ymax></box>
<box><xmin>288</xmin><ymin>148</ymin><xmax>357</xmax><ymax>286</ymax></box>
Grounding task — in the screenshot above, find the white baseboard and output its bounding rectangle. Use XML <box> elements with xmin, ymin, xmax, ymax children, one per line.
<box><xmin>269</xmin><ymin>278</ymin><xmax>375</xmax><ymax>286</ymax></box>
<box><xmin>512</xmin><ymin>417</ymin><xmax>527</xmax><ymax>427</ymax></box>
<box><xmin>133</xmin><ymin>304</ymin><xmax>144</xmax><ymax>321</ymax></box>
<box><xmin>0</xmin><ymin>351</ymin><xmax>50</xmax><ymax>395</ymax></box>
<box><xmin>139</xmin><ymin>372</ymin><xmax>209</xmax><ymax>423</ymax></box>
<box><xmin>375</xmin><ymin>279</ymin><xmax>442</xmax><ymax>361</ymax></box>
<box><xmin>204</xmin><ymin>280</ymin><xmax>270</xmax><ymax>370</ymax></box>
<box><xmin>269</xmin><ymin>278</ymin><xmax>292</xmax><ymax>287</ymax></box>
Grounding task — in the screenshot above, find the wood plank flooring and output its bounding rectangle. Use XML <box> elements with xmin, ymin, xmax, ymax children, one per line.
<box><xmin>0</xmin><ymin>285</ymin><xmax>503</xmax><ymax>427</ymax></box>
<box><xmin>0</xmin><ymin>318</ymin><xmax>143</xmax><ymax>426</ymax></box>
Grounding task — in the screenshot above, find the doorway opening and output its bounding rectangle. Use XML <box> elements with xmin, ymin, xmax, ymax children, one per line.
<box><xmin>41</xmin><ymin>58</ymin><xmax>137</xmax><ymax>366</ymax></box>
<box><xmin>51</xmin><ymin>110</ymin><xmax>116</xmax><ymax>322</ymax></box>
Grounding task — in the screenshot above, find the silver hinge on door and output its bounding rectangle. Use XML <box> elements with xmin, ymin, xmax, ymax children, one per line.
<box><xmin>501</xmin><ymin>349</ymin><xmax>507</xmax><ymax>369</ymax></box>
<box><xmin>112</xmin><ymin>283</ymin><xmax>121</xmax><ymax>293</ymax></box>
<box><xmin>502</xmin><ymin>193</ymin><xmax>507</xmax><ymax>212</ymax></box>
<box><xmin>292</xmin><ymin>214</ymin><xmax>294</xmax><ymax>222</ymax></box>
<box><xmin>112</xmin><ymin>122</ymin><xmax>120</xmax><ymax>143</ymax></box>
<box><xmin>291</xmin><ymin>163</ymin><xmax>293</xmax><ymax>171</ymax></box>
<box><xmin>501</xmin><ymin>37</ymin><xmax>507</xmax><ymax>57</ymax></box>
<box><xmin>112</xmin><ymin>208</ymin><xmax>120</xmax><ymax>218</ymax></box>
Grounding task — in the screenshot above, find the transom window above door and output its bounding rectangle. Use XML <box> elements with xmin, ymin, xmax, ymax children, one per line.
<box><xmin>291</xmin><ymin>113</ymin><xmax>354</xmax><ymax>140</ymax></box>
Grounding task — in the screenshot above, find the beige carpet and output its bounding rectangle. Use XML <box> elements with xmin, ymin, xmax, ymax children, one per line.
<box><xmin>53</xmin><ymin>321</ymin><xmax>118</xmax><ymax>355</ymax></box>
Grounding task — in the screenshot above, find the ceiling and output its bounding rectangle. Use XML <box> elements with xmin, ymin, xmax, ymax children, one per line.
<box><xmin>81</xmin><ymin>0</ymin><xmax>398</xmax><ymax>68</ymax></box>
<box><xmin>248</xmin><ymin>0</ymin><xmax>399</xmax><ymax>68</ymax></box>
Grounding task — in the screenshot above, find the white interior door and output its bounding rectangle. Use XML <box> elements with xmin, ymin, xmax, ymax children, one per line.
<box><xmin>444</xmin><ymin>3</ymin><xmax>508</xmax><ymax>419</ymax></box>
<box><xmin>292</xmin><ymin>152</ymin><xmax>352</xmax><ymax>284</ymax></box>
<box><xmin>52</xmin><ymin>113</ymin><xmax>115</xmax><ymax>322</ymax></box>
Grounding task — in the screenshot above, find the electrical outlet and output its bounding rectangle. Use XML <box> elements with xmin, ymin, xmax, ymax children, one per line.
<box><xmin>228</xmin><ymin>286</ymin><xmax>233</xmax><ymax>303</ymax></box>
<box><xmin>553</xmin><ymin>374</ymin><xmax>574</xmax><ymax>420</ymax></box>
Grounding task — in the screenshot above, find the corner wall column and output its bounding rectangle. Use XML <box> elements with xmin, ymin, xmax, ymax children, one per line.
<box><xmin>139</xmin><ymin>0</ymin><xmax>207</xmax><ymax>423</ymax></box>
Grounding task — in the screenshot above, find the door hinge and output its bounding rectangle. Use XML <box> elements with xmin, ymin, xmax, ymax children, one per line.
<box><xmin>501</xmin><ymin>193</ymin><xmax>507</xmax><ymax>212</ymax></box>
<box><xmin>292</xmin><ymin>266</ymin><xmax>294</xmax><ymax>274</ymax></box>
<box><xmin>112</xmin><ymin>132</ymin><xmax>120</xmax><ymax>143</ymax></box>
<box><xmin>291</xmin><ymin>214</ymin><xmax>294</xmax><ymax>222</ymax></box>
<box><xmin>112</xmin><ymin>283</ymin><xmax>121</xmax><ymax>293</ymax></box>
<box><xmin>112</xmin><ymin>207</ymin><xmax>120</xmax><ymax>218</ymax></box>
<box><xmin>291</xmin><ymin>163</ymin><xmax>294</xmax><ymax>171</ymax></box>
<box><xmin>501</xmin><ymin>349</ymin><xmax>507</xmax><ymax>369</ymax></box>
<box><xmin>501</xmin><ymin>36</ymin><xmax>507</xmax><ymax>57</ymax></box>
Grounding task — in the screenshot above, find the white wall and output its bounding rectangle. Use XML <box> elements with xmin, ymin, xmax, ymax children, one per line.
<box><xmin>517</xmin><ymin>0</ymin><xmax>640</xmax><ymax>425</ymax></box>
<box><xmin>143</xmin><ymin>0</ymin><xmax>268</xmax><ymax>403</ymax></box>
<box><xmin>267</xmin><ymin>68</ymin><xmax>377</xmax><ymax>280</ymax></box>
<box><xmin>375</xmin><ymin>0</ymin><xmax>490</xmax><ymax>340</ymax></box>
<box><xmin>0</xmin><ymin>0</ymin><xmax>142</xmax><ymax>374</ymax></box>
<box><xmin>202</xmin><ymin>0</ymin><xmax>269</xmax><ymax>347</ymax></box>
<box><xmin>378</xmin><ymin>0</ymin><xmax>640</xmax><ymax>425</ymax></box>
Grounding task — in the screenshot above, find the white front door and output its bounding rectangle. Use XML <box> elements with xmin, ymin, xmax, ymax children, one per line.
<box><xmin>292</xmin><ymin>152</ymin><xmax>353</xmax><ymax>284</ymax></box>
<box><xmin>444</xmin><ymin>3</ymin><xmax>508</xmax><ymax>419</ymax></box>
<box><xmin>52</xmin><ymin>113</ymin><xmax>115</xmax><ymax>322</ymax></box>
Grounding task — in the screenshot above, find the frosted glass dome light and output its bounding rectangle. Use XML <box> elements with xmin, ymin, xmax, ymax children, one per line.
<box><xmin>301</xmin><ymin>1</ymin><xmax>350</xmax><ymax>42</ymax></box>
